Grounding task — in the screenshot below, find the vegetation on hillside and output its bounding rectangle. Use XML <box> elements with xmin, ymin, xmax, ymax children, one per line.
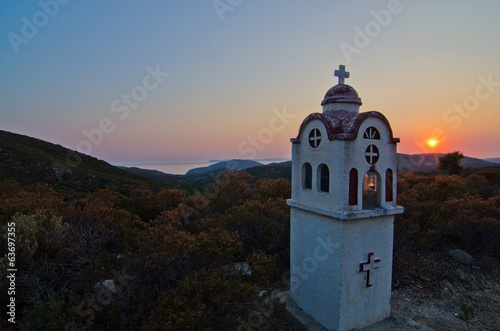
<box><xmin>394</xmin><ymin>166</ymin><xmax>500</xmax><ymax>262</ymax></box>
<box><xmin>0</xmin><ymin>130</ymin><xmax>171</xmax><ymax>197</ymax></box>
<box><xmin>0</xmin><ymin>150</ymin><xmax>499</xmax><ymax>329</ymax></box>
<box><xmin>438</xmin><ymin>151</ymin><xmax>465</xmax><ymax>175</ymax></box>
<box><xmin>0</xmin><ymin>173</ymin><xmax>292</xmax><ymax>330</ymax></box>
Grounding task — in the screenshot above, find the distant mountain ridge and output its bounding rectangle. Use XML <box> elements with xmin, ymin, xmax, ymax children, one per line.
<box><xmin>124</xmin><ymin>154</ymin><xmax>498</xmax><ymax>186</ymax></box>
<box><xmin>484</xmin><ymin>157</ymin><xmax>500</xmax><ymax>164</ymax></box>
<box><xmin>1</xmin><ymin>130</ymin><xmax>498</xmax><ymax>195</ymax></box>
<box><xmin>397</xmin><ymin>153</ymin><xmax>497</xmax><ymax>172</ymax></box>
<box><xmin>186</xmin><ymin>159</ymin><xmax>263</xmax><ymax>175</ymax></box>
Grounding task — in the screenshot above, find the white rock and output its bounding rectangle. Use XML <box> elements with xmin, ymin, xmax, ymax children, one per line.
<box><xmin>95</xmin><ymin>279</ymin><xmax>117</xmax><ymax>293</ymax></box>
<box><xmin>449</xmin><ymin>249</ymin><xmax>474</xmax><ymax>265</ymax></box>
<box><xmin>224</xmin><ymin>262</ymin><xmax>252</xmax><ymax>276</ymax></box>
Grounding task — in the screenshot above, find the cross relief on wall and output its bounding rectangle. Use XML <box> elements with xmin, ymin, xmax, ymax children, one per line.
<box><xmin>365</xmin><ymin>145</ymin><xmax>379</xmax><ymax>165</ymax></box>
<box><xmin>359</xmin><ymin>252</ymin><xmax>381</xmax><ymax>288</ymax></box>
<box><xmin>309</xmin><ymin>128</ymin><xmax>322</xmax><ymax>148</ymax></box>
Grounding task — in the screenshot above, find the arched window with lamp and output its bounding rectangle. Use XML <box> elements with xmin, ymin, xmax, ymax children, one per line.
<box><xmin>362</xmin><ymin>169</ymin><xmax>381</xmax><ymax>209</ymax></box>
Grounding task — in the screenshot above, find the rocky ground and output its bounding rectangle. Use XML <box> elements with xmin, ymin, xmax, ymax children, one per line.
<box><xmin>391</xmin><ymin>251</ymin><xmax>500</xmax><ymax>330</ymax></box>
<box><xmin>267</xmin><ymin>250</ymin><xmax>500</xmax><ymax>330</ymax></box>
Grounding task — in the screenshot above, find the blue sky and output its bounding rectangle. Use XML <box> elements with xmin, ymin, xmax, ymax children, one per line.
<box><xmin>1</xmin><ymin>0</ymin><xmax>500</xmax><ymax>165</ymax></box>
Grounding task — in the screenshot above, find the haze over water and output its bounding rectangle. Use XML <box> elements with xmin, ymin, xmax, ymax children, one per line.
<box><xmin>121</xmin><ymin>159</ymin><xmax>290</xmax><ymax>175</ymax></box>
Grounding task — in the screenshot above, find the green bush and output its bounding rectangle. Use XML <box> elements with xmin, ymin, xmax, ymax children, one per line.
<box><xmin>21</xmin><ymin>292</ymin><xmax>77</xmax><ymax>331</ymax></box>
<box><xmin>394</xmin><ymin>169</ymin><xmax>500</xmax><ymax>262</ymax></box>
<box><xmin>145</xmin><ymin>268</ymin><xmax>255</xmax><ymax>330</ymax></box>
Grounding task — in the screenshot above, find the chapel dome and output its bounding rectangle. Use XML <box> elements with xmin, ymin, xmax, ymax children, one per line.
<box><xmin>321</xmin><ymin>84</ymin><xmax>362</xmax><ymax>106</ymax></box>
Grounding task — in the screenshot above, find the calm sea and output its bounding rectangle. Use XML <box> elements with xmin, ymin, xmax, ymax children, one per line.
<box><xmin>119</xmin><ymin>159</ymin><xmax>290</xmax><ymax>175</ymax></box>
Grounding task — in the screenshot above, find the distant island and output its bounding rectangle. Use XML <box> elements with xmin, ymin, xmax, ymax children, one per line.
<box><xmin>186</xmin><ymin>159</ymin><xmax>263</xmax><ymax>175</ymax></box>
<box><xmin>208</xmin><ymin>159</ymin><xmax>230</xmax><ymax>163</ymax></box>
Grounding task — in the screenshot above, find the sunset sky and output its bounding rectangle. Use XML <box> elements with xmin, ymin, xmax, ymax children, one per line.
<box><xmin>1</xmin><ymin>1</ymin><xmax>499</xmax><ymax>168</ymax></box>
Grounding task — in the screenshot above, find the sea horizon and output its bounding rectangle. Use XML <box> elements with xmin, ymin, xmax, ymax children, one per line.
<box><xmin>116</xmin><ymin>158</ymin><xmax>291</xmax><ymax>175</ymax></box>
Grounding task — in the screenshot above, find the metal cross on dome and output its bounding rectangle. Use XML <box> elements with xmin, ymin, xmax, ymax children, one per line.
<box><xmin>334</xmin><ymin>65</ymin><xmax>350</xmax><ymax>85</ymax></box>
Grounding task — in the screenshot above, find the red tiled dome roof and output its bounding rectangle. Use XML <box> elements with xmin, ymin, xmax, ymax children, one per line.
<box><xmin>321</xmin><ymin>84</ymin><xmax>362</xmax><ymax>106</ymax></box>
<box><xmin>291</xmin><ymin>110</ymin><xmax>399</xmax><ymax>144</ymax></box>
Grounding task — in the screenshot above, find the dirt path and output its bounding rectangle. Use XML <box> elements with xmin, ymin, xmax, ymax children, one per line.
<box><xmin>391</xmin><ymin>253</ymin><xmax>500</xmax><ymax>330</ymax></box>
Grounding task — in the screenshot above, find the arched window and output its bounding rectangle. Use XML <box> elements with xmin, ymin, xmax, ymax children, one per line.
<box><xmin>308</xmin><ymin>129</ymin><xmax>322</xmax><ymax>148</ymax></box>
<box><xmin>349</xmin><ymin>168</ymin><xmax>358</xmax><ymax>205</ymax></box>
<box><xmin>362</xmin><ymin>170</ymin><xmax>381</xmax><ymax>209</ymax></box>
<box><xmin>318</xmin><ymin>164</ymin><xmax>329</xmax><ymax>192</ymax></box>
<box><xmin>385</xmin><ymin>169</ymin><xmax>394</xmax><ymax>202</ymax></box>
<box><xmin>363</xmin><ymin>126</ymin><xmax>380</xmax><ymax>140</ymax></box>
<box><xmin>302</xmin><ymin>163</ymin><xmax>312</xmax><ymax>189</ymax></box>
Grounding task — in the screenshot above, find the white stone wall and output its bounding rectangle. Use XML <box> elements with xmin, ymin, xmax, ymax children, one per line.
<box><xmin>291</xmin><ymin>115</ymin><xmax>398</xmax><ymax>213</ymax></box>
<box><xmin>289</xmin><ymin>108</ymin><xmax>403</xmax><ymax>330</ymax></box>
<box><xmin>290</xmin><ymin>206</ymin><xmax>394</xmax><ymax>331</ymax></box>
<box><xmin>290</xmin><ymin>207</ymin><xmax>343</xmax><ymax>328</ymax></box>
<box><xmin>323</xmin><ymin>102</ymin><xmax>360</xmax><ymax>113</ymax></box>
<box><xmin>339</xmin><ymin>215</ymin><xmax>394</xmax><ymax>329</ymax></box>
<box><xmin>291</xmin><ymin>119</ymin><xmax>348</xmax><ymax>210</ymax></box>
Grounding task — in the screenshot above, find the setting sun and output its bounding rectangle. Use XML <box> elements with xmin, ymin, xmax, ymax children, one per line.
<box><xmin>427</xmin><ymin>139</ymin><xmax>438</xmax><ymax>148</ymax></box>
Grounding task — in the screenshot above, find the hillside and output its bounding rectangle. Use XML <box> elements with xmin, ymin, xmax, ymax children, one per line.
<box><xmin>198</xmin><ymin>155</ymin><xmax>496</xmax><ymax>178</ymax></box>
<box><xmin>117</xmin><ymin>166</ymin><xmax>187</xmax><ymax>186</ymax></box>
<box><xmin>121</xmin><ymin>153</ymin><xmax>499</xmax><ymax>188</ymax></box>
<box><xmin>0</xmin><ymin>130</ymin><xmax>170</xmax><ymax>195</ymax></box>
<box><xmin>484</xmin><ymin>157</ymin><xmax>500</xmax><ymax>164</ymax></box>
<box><xmin>2</xmin><ymin>129</ymin><xmax>497</xmax><ymax>196</ymax></box>
<box><xmin>245</xmin><ymin>161</ymin><xmax>291</xmax><ymax>181</ymax></box>
<box><xmin>186</xmin><ymin>159</ymin><xmax>263</xmax><ymax>175</ymax></box>
<box><xmin>397</xmin><ymin>153</ymin><xmax>497</xmax><ymax>171</ymax></box>
<box><xmin>120</xmin><ymin>165</ymin><xmax>229</xmax><ymax>192</ymax></box>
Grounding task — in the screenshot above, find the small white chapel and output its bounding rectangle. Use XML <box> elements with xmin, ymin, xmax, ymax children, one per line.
<box><xmin>287</xmin><ymin>65</ymin><xmax>404</xmax><ymax>330</ymax></box>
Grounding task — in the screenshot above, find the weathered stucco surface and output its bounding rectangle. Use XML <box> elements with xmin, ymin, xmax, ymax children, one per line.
<box><xmin>288</xmin><ymin>72</ymin><xmax>403</xmax><ymax>330</ymax></box>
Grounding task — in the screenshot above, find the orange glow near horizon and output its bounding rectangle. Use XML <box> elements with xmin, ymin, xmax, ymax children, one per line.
<box><xmin>427</xmin><ymin>139</ymin><xmax>438</xmax><ymax>148</ymax></box>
